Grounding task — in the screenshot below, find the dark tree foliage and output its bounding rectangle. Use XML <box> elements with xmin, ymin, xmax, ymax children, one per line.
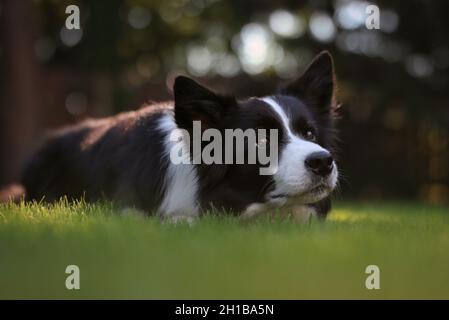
<box><xmin>0</xmin><ymin>0</ymin><xmax>448</xmax><ymax>203</ymax></box>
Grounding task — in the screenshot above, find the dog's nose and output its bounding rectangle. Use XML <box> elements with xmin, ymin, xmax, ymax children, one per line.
<box><xmin>305</xmin><ymin>151</ymin><xmax>334</xmax><ymax>177</ymax></box>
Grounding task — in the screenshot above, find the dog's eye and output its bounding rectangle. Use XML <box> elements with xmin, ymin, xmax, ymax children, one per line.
<box><xmin>305</xmin><ymin>130</ymin><xmax>316</xmax><ymax>141</ymax></box>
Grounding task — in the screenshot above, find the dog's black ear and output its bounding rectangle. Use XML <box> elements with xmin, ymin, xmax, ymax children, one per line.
<box><xmin>174</xmin><ymin>76</ymin><xmax>235</xmax><ymax>130</ymax></box>
<box><xmin>282</xmin><ymin>51</ymin><xmax>337</xmax><ymax>114</ymax></box>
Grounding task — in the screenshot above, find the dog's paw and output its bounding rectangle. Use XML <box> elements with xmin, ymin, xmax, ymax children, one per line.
<box><xmin>291</xmin><ymin>205</ymin><xmax>317</xmax><ymax>223</ymax></box>
<box><xmin>240</xmin><ymin>203</ymin><xmax>269</xmax><ymax>220</ymax></box>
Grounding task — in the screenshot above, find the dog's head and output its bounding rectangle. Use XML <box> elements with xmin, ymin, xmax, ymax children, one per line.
<box><xmin>173</xmin><ymin>51</ymin><xmax>339</xmax><ymax>211</ymax></box>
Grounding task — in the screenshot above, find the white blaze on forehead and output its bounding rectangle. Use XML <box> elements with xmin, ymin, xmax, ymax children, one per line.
<box><xmin>262</xmin><ymin>97</ymin><xmax>295</xmax><ymax>139</ymax></box>
<box><xmin>262</xmin><ymin>96</ymin><xmax>323</xmax><ymax>148</ymax></box>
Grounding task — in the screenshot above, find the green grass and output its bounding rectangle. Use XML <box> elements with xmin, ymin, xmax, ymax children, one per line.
<box><xmin>0</xmin><ymin>200</ymin><xmax>448</xmax><ymax>299</ymax></box>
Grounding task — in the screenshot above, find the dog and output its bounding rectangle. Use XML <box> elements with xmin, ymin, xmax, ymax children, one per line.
<box><xmin>17</xmin><ymin>51</ymin><xmax>340</xmax><ymax>220</ymax></box>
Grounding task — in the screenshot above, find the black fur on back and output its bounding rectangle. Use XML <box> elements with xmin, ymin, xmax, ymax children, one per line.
<box><xmin>22</xmin><ymin>105</ymin><xmax>171</xmax><ymax>212</ymax></box>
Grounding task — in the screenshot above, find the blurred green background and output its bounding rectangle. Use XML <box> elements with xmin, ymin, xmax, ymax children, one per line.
<box><xmin>0</xmin><ymin>0</ymin><xmax>448</xmax><ymax>203</ymax></box>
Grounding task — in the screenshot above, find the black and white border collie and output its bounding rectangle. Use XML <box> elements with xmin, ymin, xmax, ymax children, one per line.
<box><xmin>21</xmin><ymin>51</ymin><xmax>340</xmax><ymax>220</ymax></box>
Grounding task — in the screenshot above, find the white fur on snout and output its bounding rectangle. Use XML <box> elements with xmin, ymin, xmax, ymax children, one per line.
<box><xmin>276</xmin><ymin>136</ymin><xmax>328</xmax><ymax>195</ymax></box>
<box><xmin>262</xmin><ymin>97</ymin><xmax>338</xmax><ymax>203</ymax></box>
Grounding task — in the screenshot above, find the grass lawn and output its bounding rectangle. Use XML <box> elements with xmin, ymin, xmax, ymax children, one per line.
<box><xmin>0</xmin><ymin>200</ymin><xmax>448</xmax><ymax>299</ymax></box>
